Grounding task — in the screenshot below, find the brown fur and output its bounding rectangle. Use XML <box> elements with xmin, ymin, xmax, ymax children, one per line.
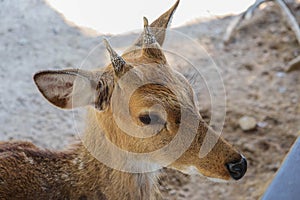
<box><xmin>0</xmin><ymin>1</ymin><xmax>245</xmax><ymax>199</ymax></box>
<box><xmin>0</xmin><ymin>141</ymin><xmax>160</xmax><ymax>199</ymax></box>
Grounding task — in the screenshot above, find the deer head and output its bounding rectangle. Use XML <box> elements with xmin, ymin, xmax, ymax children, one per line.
<box><xmin>33</xmin><ymin>0</ymin><xmax>246</xmax><ymax>181</ymax></box>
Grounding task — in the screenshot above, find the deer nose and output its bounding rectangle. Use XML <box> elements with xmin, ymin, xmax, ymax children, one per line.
<box><xmin>226</xmin><ymin>156</ymin><xmax>247</xmax><ymax>180</ymax></box>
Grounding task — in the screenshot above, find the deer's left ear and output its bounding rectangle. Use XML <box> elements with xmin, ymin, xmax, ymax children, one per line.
<box><xmin>130</xmin><ymin>0</ymin><xmax>180</xmax><ymax>48</ymax></box>
<box><xmin>33</xmin><ymin>69</ymin><xmax>112</xmax><ymax>110</ymax></box>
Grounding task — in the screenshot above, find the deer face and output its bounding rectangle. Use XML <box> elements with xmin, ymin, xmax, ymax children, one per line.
<box><xmin>33</xmin><ymin>0</ymin><xmax>246</xmax><ymax>181</ymax></box>
<box><xmin>123</xmin><ymin>68</ymin><xmax>247</xmax><ymax>181</ymax></box>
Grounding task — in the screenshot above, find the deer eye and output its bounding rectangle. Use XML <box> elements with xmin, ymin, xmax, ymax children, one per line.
<box><xmin>138</xmin><ymin>113</ymin><xmax>164</xmax><ymax>125</ymax></box>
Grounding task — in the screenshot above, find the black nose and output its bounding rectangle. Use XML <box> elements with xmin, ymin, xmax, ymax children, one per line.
<box><xmin>226</xmin><ymin>156</ymin><xmax>247</xmax><ymax>180</ymax></box>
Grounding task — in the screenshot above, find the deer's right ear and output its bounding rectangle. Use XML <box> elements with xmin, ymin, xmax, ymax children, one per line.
<box><xmin>33</xmin><ymin>69</ymin><xmax>112</xmax><ymax>110</ymax></box>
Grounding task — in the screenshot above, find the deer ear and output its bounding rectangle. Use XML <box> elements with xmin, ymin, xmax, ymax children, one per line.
<box><xmin>33</xmin><ymin>69</ymin><xmax>111</xmax><ymax>110</ymax></box>
<box><xmin>126</xmin><ymin>0</ymin><xmax>179</xmax><ymax>51</ymax></box>
<box><xmin>148</xmin><ymin>0</ymin><xmax>179</xmax><ymax>46</ymax></box>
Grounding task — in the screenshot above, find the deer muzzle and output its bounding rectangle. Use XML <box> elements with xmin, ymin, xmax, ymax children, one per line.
<box><xmin>226</xmin><ymin>155</ymin><xmax>247</xmax><ymax>180</ymax></box>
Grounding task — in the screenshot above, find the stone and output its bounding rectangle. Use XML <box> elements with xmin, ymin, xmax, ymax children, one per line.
<box><xmin>17</xmin><ymin>38</ymin><xmax>28</xmax><ymax>46</ymax></box>
<box><xmin>257</xmin><ymin>121</ymin><xmax>268</xmax><ymax>128</ymax></box>
<box><xmin>239</xmin><ymin>116</ymin><xmax>257</xmax><ymax>131</ymax></box>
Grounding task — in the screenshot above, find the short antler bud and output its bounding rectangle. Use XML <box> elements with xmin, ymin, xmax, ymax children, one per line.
<box><xmin>142</xmin><ymin>17</ymin><xmax>166</xmax><ymax>62</ymax></box>
<box><xmin>103</xmin><ymin>38</ymin><xmax>128</xmax><ymax>76</ymax></box>
<box><xmin>143</xmin><ymin>17</ymin><xmax>156</xmax><ymax>45</ymax></box>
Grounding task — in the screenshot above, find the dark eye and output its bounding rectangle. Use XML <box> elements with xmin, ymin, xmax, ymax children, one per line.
<box><xmin>139</xmin><ymin>113</ymin><xmax>164</xmax><ymax>125</ymax></box>
<box><xmin>139</xmin><ymin>114</ymin><xmax>151</xmax><ymax>125</ymax></box>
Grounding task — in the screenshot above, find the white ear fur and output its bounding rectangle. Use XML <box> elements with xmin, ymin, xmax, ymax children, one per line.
<box><xmin>34</xmin><ymin>69</ymin><xmax>97</xmax><ymax>109</ymax></box>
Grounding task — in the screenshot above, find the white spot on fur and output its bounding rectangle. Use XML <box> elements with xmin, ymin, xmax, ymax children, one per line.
<box><xmin>72</xmin><ymin>157</ymin><xmax>79</xmax><ymax>165</ymax></box>
<box><xmin>72</xmin><ymin>157</ymin><xmax>84</xmax><ymax>170</ymax></box>
<box><xmin>78</xmin><ymin>162</ymin><xmax>84</xmax><ymax>170</ymax></box>
<box><xmin>41</xmin><ymin>186</ymin><xmax>47</xmax><ymax>191</ymax></box>
<box><xmin>27</xmin><ymin>157</ymin><xmax>34</xmax><ymax>164</ymax></box>
<box><xmin>181</xmin><ymin>166</ymin><xmax>204</xmax><ymax>176</ymax></box>
<box><xmin>61</xmin><ymin>174</ymin><xmax>69</xmax><ymax>179</ymax></box>
<box><xmin>21</xmin><ymin>152</ymin><xmax>34</xmax><ymax>164</ymax></box>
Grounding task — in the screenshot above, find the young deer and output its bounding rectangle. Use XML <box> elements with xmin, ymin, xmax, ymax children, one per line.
<box><xmin>0</xmin><ymin>1</ymin><xmax>247</xmax><ymax>199</ymax></box>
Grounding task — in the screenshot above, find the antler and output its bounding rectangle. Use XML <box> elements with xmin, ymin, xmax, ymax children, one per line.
<box><xmin>103</xmin><ymin>39</ymin><xmax>130</xmax><ymax>76</ymax></box>
<box><xmin>142</xmin><ymin>17</ymin><xmax>166</xmax><ymax>62</ymax></box>
<box><xmin>124</xmin><ymin>0</ymin><xmax>180</xmax><ymax>55</ymax></box>
<box><xmin>143</xmin><ymin>17</ymin><xmax>156</xmax><ymax>45</ymax></box>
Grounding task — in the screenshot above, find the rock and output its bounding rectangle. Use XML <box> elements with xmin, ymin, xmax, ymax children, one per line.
<box><xmin>291</xmin><ymin>97</ymin><xmax>297</xmax><ymax>104</ymax></box>
<box><xmin>169</xmin><ymin>190</ymin><xmax>176</xmax><ymax>196</ymax></box>
<box><xmin>275</xmin><ymin>72</ymin><xmax>285</xmax><ymax>78</ymax></box>
<box><xmin>257</xmin><ymin>121</ymin><xmax>268</xmax><ymax>128</ymax></box>
<box><xmin>17</xmin><ymin>38</ymin><xmax>28</xmax><ymax>46</ymax></box>
<box><xmin>281</xmin><ymin>36</ymin><xmax>291</xmax><ymax>43</ymax></box>
<box><xmin>239</xmin><ymin>116</ymin><xmax>257</xmax><ymax>131</ymax></box>
<box><xmin>278</xmin><ymin>87</ymin><xmax>286</xmax><ymax>94</ymax></box>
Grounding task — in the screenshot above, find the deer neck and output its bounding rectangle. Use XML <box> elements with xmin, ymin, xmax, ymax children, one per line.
<box><xmin>74</xmin><ymin>108</ymin><xmax>162</xmax><ymax>200</ymax></box>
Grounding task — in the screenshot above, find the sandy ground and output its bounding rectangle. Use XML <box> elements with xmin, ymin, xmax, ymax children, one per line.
<box><xmin>1</xmin><ymin>0</ymin><xmax>300</xmax><ymax>199</ymax></box>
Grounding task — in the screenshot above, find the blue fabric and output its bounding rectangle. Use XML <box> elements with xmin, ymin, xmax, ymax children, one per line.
<box><xmin>262</xmin><ymin>137</ymin><xmax>300</xmax><ymax>200</ymax></box>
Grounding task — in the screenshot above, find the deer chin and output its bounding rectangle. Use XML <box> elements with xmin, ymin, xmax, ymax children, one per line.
<box><xmin>180</xmin><ymin>166</ymin><xmax>204</xmax><ymax>176</ymax></box>
<box><xmin>178</xmin><ymin>166</ymin><xmax>230</xmax><ymax>183</ymax></box>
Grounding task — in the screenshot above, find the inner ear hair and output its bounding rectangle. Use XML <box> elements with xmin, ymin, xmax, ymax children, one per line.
<box><xmin>34</xmin><ymin>69</ymin><xmax>99</xmax><ymax>109</ymax></box>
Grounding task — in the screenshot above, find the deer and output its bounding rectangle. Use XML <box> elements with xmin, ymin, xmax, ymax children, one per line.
<box><xmin>0</xmin><ymin>1</ymin><xmax>247</xmax><ymax>199</ymax></box>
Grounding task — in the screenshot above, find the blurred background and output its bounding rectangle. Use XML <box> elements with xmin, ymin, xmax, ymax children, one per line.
<box><xmin>46</xmin><ymin>0</ymin><xmax>255</xmax><ymax>34</ymax></box>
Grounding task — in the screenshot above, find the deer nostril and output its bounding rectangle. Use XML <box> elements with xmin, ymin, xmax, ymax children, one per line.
<box><xmin>226</xmin><ymin>156</ymin><xmax>247</xmax><ymax>180</ymax></box>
